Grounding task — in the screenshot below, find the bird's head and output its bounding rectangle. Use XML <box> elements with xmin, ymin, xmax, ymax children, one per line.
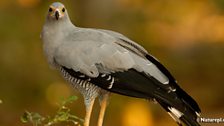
<box><xmin>42</xmin><ymin>2</ymin><xmax>74</xmax><ymax>42</ymax></box>
<box><xmin>47</xmin><ymin>2</ymin><xmax>67</xmax><ymax>21</ymax></box>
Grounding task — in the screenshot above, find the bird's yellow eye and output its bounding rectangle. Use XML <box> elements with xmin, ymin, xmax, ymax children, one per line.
<box><xmin>49</xmin><ymin>7</ymin><xmax>53</xmax><ymax>12</ymax></box>
<box><xmin>62</xmin><ymin>8</ymin><xmax>65</xmax><ymax>12</ymax></box>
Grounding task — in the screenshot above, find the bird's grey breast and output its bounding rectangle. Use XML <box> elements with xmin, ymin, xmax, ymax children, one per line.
<box><xmin>41</xmin><ymin>22</ymin><xmax>74</xmax><ymax>67</ymax></box>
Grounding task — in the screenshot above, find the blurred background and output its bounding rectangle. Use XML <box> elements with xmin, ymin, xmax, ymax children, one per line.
<box><xmin>0</xmin><ymin>0</ymin><xmax>224</xmax><ymax>126</ymax></box>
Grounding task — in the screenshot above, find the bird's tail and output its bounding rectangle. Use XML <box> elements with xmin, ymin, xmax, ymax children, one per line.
<box><xmin>145</xmin><ymin>54</ymin><xmax>201</xmax><ymax>125</ymax></box>
<box><xmin>154</xmin><ymin>86</ymin><xmax>201</xmax><ymax>126</ymax></box>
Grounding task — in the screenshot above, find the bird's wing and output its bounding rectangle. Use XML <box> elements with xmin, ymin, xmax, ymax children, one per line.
<box><xmin>98</xmin><ymin>29</ymin><xmax>177</xmax><ymax>81</ymax></box>
<box><xmin>54</xmin><ymin>29</ymin><xmax>169</xmax><ymax>84</ymax></box>
<box><xmin>98</xmin><ymin>29</ymin><xmax>149</xmax><ymax>57</ymax></box>
<box><xmin>54</xmin><ymin>29</ymin><xmax>200</xmax><ymax>126</ymax></box>
<box><xmin>99</xmin><ymin>29</ymin><xmax>201</xmax><ymax>114</ymax></box>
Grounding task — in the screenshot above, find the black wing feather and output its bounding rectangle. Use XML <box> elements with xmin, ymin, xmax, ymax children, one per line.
<box><xmin>62</xmin><ymin>66</ymin><xmax>200</xmax><ymax>126</ymax></box>
<box><xmin>146</xmin><ymin>54</ymin><xmax>201</xmax><ymax>114</ymax></box>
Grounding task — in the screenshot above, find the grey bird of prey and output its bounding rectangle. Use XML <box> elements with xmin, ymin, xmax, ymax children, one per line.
<box><xmin>41</xmin><ymin>2</ymin><xmax>201</xmax><ymax>126</ymax></box>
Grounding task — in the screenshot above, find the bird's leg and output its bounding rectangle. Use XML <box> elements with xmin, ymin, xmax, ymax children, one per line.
<box><xmin>84</xmin><ymin>98</ymin><xmax>95</xmax><ymax>126</ymax></box>
<box><xmin>97</xmin><ymin>94</ymin><xmax>110</xmax><ymax>126</ymax></box>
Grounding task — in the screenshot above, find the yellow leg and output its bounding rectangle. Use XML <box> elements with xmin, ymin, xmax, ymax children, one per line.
<box><xmin>97</xmin><ymin>94</ymin><xmax>109</xmax><ymax>126</ymax></box>
<box><xmin>84</xmin><ymin>99</ymin><xmax>95</xmax><ymax>126</ymax></box>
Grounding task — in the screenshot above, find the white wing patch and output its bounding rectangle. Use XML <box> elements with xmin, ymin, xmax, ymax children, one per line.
<box><xmin>108</xmin><ymin>77</ymin><xmax>115</xmax><ymax>89</ymax></box>
<box><xmin>167</xmin><ymin>112</ymin><xmax>181</xmax><ymax>124</ymax></box>
<box><xmin>106</xmin><ymin>75</ymin><xmax>111</xmax><ymax>80</ymax></box>
<box><xmin>196</xmin><ymin>112</ymin><xmax>201</xmax><ymax>117</ymax></box>
<box><xmin>164</xmin><ymin>81</ymin><xmax>169</xmax><ymax>84</ymax></box>
<box><xmin>101</xmin><ymin>74</ymin><xmax>106</xmax><ymax>77</ymax></box>
<box><xmin>168</xmin><ymin>107</ymin><xmax>183</xmax><ymax>118</ymax></box>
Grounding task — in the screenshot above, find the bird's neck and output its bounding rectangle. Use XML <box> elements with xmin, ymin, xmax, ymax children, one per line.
<box><xmin>41</xmin><ymin>18</ymin><xmax>76</xmax><ymax>67</ymax></box>
<box><xmin>45</xmin><ymin>16</ymin><xmax>74</xmax><ymax>30</ymax></box>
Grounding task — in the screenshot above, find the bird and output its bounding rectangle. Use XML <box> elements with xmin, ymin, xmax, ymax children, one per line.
<box><xmin>41</xmin><ymin>2</ymin><xmax>201</xmax><ymax>126</ymax></box>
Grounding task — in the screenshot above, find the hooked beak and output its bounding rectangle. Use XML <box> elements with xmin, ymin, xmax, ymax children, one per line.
<box><xmin>55</xmin><ymin>11</ymin><xmax>60</xmax><ymax>20</ymax></box>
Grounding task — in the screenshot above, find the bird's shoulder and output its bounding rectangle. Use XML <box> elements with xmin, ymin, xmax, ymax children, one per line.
<box><xmin>64</xmin><ymin>27</ymin><xmax>149</xmax><ymax>59</ymax></box>
<box><xmin>63</xmin><ymin>28</ymin><xmax>118</xmax><ymax>44</ymax></box>
<box><xmin>97</xmin><ymin>29</ymin><xmax>149</xmax><ymax>55</ymax></box>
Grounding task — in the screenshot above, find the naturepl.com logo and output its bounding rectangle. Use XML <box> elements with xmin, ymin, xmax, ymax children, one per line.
<box><xmin>198</xmin><ymin>117</ymin><xmax>224</xmax><ymax>123</ymax></box>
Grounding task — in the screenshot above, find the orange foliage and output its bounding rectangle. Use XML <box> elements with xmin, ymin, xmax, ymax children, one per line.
<box><xmin>116</xmin><ymin>0</ymin><xmax>224</xmax><ymax>48</ymax></box>
<box><xmin>145</xmin><ymin>1</ymin><xmax>224</xmax><ymax>47</ymax></box>
<box><xmin>116</xmin><ymin>0</ymin><xmax>146</xmax><ymax>9</ymax></box>
<box><xmin>121</xmin><ymin>101</ymin><xmax>154</xmax><ymax>126</ymax></box>
<box><xmin>17</xmin><ymin>0</ymin><xmax>40</xmax><ymax>8</ymax></box>
<box><xmin>0</xmin><ymin>1</ymin><xmax>11</xmax><ymax>8</ymax></box>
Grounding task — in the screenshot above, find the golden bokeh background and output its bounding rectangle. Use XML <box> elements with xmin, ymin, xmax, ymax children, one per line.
<box><xmin>0</xmin><ymin>0</ymin><xmax>224</xmax><ymax>126</ymax></box>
